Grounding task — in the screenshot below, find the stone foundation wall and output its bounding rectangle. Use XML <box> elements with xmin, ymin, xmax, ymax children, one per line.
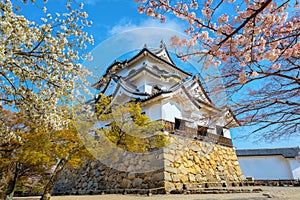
<box><xmin>53</xmin><ymin>149</ymin><xmax>165</xmax><ymax>195</ymax></box>
<box><xmin>164</xmin><ymin>136</ymin><xmax>245</xmax><ymax>191</ymax></box>
<box><xmin>53</xmin><ymin>135</ymin><xmax>245</xmax><ymax>194</ymax></box>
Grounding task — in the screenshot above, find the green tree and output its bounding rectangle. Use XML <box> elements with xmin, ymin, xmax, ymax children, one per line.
<box><xmin>95</xmin><ymin>93</ymin><xmax>167</xmax><ymax>153</ymax></box>
<box><xmin>40</xmin><ymin>120</ymin><xmax>92</xmax><ymax>200</ymax></box>
<box><xmin>0</xmin><ymin>106</ymin><xmax>93</xmax><ymax>200</ymax></box>
<box><xmin>0</xmin><ymin>107</ymin><xmax>52</xmax><ymax>200</ymax></box>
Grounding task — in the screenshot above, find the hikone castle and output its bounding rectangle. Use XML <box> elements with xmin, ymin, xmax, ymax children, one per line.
<box><xmin>54</xmin><ymin>41</ymin><xmax>246</xmax><ymax>195</ymax></box>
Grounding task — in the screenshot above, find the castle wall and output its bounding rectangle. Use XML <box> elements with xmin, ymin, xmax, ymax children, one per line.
<box><xmin>238</xmin><ymin>155</ymin><xmax>295</xmax><ymax>180</ymax></box>
<box><xmin>53</xmin><ymin>149</ymin><xmax>165</xmax><ymax>195</ymax></box>
<box><xmin>163</xmin><ymin>136</ymin><xmax>245</xmax><ymax>191</ymax></box>
<box><xmin>53</xmin><ymin>135</ymin><xmax>245</xmax><ymax>195</ymax></box>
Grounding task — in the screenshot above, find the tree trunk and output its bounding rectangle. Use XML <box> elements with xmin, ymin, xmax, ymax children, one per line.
<box><xmin>0</xmin><ymin>173</ymin><xmax>9</xmax><ymax>200</ymax></box>
<box><xmin>40</xmin><ymin>158</ymin><xmax>68</xmax><ymax>200</ymax></box>
<box><xmin>4</xmin><ymin>162</ymin><xmax>21</xmax><ymax>200</ymax></box>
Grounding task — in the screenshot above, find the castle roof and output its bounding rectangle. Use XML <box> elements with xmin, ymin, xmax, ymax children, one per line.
<box><xmin>236</xmin><ymin>147</ymin><xmax>300</xmax><ymax>158</ymax></box>
<box><xmin>92</xmin><ymin>42</ymin><xmax>191</xmax><ymax>90</ymax></box>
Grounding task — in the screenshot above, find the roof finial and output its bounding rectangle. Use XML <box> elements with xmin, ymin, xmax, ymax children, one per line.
<box><xmin>160</xmin><ymin>39</ymin><xmax>166</xmax><ymax>48</ymax></box>
<box><xmin>143</xmin><ymin>43</ymin><xmax>147</xmax><ymax>49</ymax></box>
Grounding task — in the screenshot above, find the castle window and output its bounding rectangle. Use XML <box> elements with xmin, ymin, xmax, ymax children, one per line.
<box><xmin>175</xmin><ymin>118</ymin><xmax>187</xmax><ymax>130</ymax></box>
<box><xmin>197</xmin><ymin>126</ymin><xmax>208</xmax><ymax>137</ymax></box>
<box><xmin>216</xmin><ymin>126</ymin><xmax>224</xmax><ymax>136</ymax></box>
<box><xmin>175</xmin><ymin>118</ymin><xmax>181</xmax><ymax>130</ymax></box>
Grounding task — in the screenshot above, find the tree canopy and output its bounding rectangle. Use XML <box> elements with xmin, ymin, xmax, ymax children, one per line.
<box><xmin>95</xmin><ymin>93</ymin><xmax>167</xmax><ymax>153</ymax></box>
<box><xmin>1</xmin><ymin>1</ymin><xmax>94</xmax><ymax>199</ymax></box>
<box><xmin>1</xmin><ymin>0</ymin><xmax>93</xmax><ymax>132</ymax></box>
<box><xmin>135</xmin><ymin>0</ymin><xmax>300</xmax><ymax>140</ymax></box>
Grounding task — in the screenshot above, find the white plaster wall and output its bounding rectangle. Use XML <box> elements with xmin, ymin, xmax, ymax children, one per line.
<box><xmin>144</xmin><ymin>84</ymin><xmax>152</xmax><ymax>94</ymax></box>
<box><xmin>288</xmin><ymin>159</ymin><xmax>300</xmax><ymax>179</ymax></box>
<box><xmin>135</xmin><ymin>78</ymin><xmax>146</xmax><ymax>93</ymax></box>
<box><xmin>223</xmin><ymin>129</ymin><xmax>231</xmax><ymax>139</ymax></box>
<box><xmin>143</xmin><ymin>103</ymin><xmax>162</xmax><ymax>121</ymax></box>
<box><xmin>162</xmin><ymin>101</ymin><xmax>182</xmax><ymax>123</ymax></box>
<box><xmin>238</xmin><ymin>156</ymin><xmax>293</xmax><ymax>180</ymax></box>
<box><xmin>133</xmin><ymin>73</ymin><xmax>157</xmax><ymax>93</ymax></box>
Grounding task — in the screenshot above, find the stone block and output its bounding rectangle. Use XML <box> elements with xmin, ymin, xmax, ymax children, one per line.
<box><xmin>164</xmin><ymin>153</ymin><xmax>175</xmax><ymax>162</ymax></box>
<box><xmin>82</xmin><ymin>182</ymin><xmax>87</xmax><ymax>188</ymax></box>
<box><xmin>164</xmin><ymin>172</ymin><xmax>172</xmax><ymax>182</ymax></box>
<box><xmin>178</xmin><ymin>174</ymin><xmax>188</xmax><ymax>183</ymax></box>
<box><xmin>188</xmin><ymin>174</ymin><xmax>195</xmax><ymax>182</ymax></box>
<box><xmin>233</xmin><ymin>161</ymin><xmax>239</xmax><ymax>166</ymax></box>
<box><xmin>144</xmin><ymin>176</ymin><xmax>152</xmax><ymax>183</ymax></box>
<box><xmin>173</xmin><ymin>162</ymin><xmax>181</xmax><ymax>168</ymax></box>
<box><xmin>178</xmin><ymin>165</ymin><xmax>188</xmax><ymax>175</ymax></box>
<box><xmin>182</xmin><ymin>156</ymin><xmax>188</xmax><ymax>163</ymax></box>
<box><xmin>217</xmin><ymin>165</ymin><xmax>224</xmax><ymax>171</ymax></box>
<box><xmin>93</xmin><ymin>182</ymin><xmax>98</xmax><ymax>188</ymax></box>
<box><xmin>164</xmin><ymin>159</ymin><xmax>171</xmax><ymax>167</ymax></box>
<box><xmin>193</xmin><ymin>155</ymin><xmax>200</xmax><ymax>164</ymax></box>
<box><xmin>188</xmin><ymin>167</ymin><xmax>196</xmax><ymax>175</ymax></box>
<box><xmin>53</xmin><ymin>136</ymin><xmax>245</xmax><ymax>195</ymax></box>
<box><xmin>120</xmin><ymin>179</ymin><xmax>131</xmax><ymax>188</ymax></box>
<box><xmin>165</xmin><ymin>181</ymin><xmax>175</xmax><ymax>191</ymax></box>
<box><xmin>195</xmin><ymin>174</ymin><xmax>206</xmax><ymax>182</ymax></box>
<box><xmin>209</xmin><ymin>168</ymin><xmax>215</xmax><ymax>175</ymax></box>
<box><xmin>128</xmin><ymin>172</ymin><xmax>135</xmax><ymax>180</ymax></box>
<box><xmin>172</xmin><ymin>174</ymin><xmax>180</xmax><ymax>182</ymax></box>
<box><xmin>174</xmin><ymin>154</ymin><xmax>182</xmax><ymax>161</ymax></box>
<box><xmin>165</xmin><ymin>166</ymin><xmax>178</xmax><ymax>174</ymax></box>
<box><xmin>90</xmin><ymin>161</ymin><xmax>97</xmax><ymax>168</ymax></box>
<box><xmin>152</xmin><ymin>172</ymin><xmax>164</xmax><ymax>182</ymax></box>
<box><xmin>190</xmin><ymin>144</ymin><xmax>201</xmax><ymax>152</ymax></box>
<box><xmin>195</xmin><ymin>165</ymin><xmax>201</xmax><ymax>174</ymax></box>
<box><xmin>132</xmin><ymin>178</ymin><xmax>143</xmax><ymax>188</ymax></box>
<box><xmin>187</xmin><ymin>160</ymin><xmax>194</xmax><ymax>167</ymax></box>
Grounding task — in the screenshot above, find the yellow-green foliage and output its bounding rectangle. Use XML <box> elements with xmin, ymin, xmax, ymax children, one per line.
<box><xmin>95</xmin><ymin>93</ymin><xmax>168</xmax><ymax>153</ymax></box>
<box><xmin>0</xmin><ymin>106</ymin><xmax>92</xmax><ymax>196</ymax></box>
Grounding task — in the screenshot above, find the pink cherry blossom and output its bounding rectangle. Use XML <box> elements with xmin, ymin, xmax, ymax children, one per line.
<box><xmin>218</xmin><ymin>14</ymin><xmax>229</xmax><ymax>24</ymax></box>
<box><xmin>238</xmin><ymin>72</ymin><xmax>247</xmax><ymax>84</ymax></box>
<box><xmin>271</xmin><ymin>63</ymin><xmax>281</xmax><ymax>70</ymax></box>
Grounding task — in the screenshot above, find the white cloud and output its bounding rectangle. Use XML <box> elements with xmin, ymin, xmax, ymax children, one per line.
<box><xmin>84</xmin><ymin>18</ymin><xmax>189</xmax><ymax>78</ymax></box>
<box><xmin>108</xmin><ymin>18</ymin><xmax>186</xmax><ymax>36</ymax></box>
<box><xmin>108</xmin><ymin>18</ymin><xmax>138</xmax><ymax>35</ymax></box>
<box><xmin>86</xmin><ymin>26</ymin><xmax>187</xmax><ymax>76</ymax></box>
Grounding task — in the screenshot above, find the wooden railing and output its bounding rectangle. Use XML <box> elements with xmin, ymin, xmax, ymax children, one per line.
<box><xmin>162</xmin><ymin>120</ymin><xmax>233</xmax><ymax>147</ymax></box>
<box><xmin>197</xmin><ymin>133</ymin><xmax>233</xmax><ymax>147</ymax></box>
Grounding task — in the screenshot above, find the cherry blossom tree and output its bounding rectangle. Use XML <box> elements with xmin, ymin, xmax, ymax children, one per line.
<box><xmin>1</xmin><ymin>1</ymin><xmax>94</xmax><ymax>198</ymax></box>
<box><xmin>135</xmin><ymin>0</ymin><xmax>300</xmax><ymax>140</ymax></box>
<box><xmin>0</xmin><ymin>0</ymin><xmax>93</xmax><ymax>134</ymax></box>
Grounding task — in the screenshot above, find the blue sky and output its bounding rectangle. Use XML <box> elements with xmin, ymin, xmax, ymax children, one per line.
<box><xmin>14</xmin><ymin>0</ymin><xmax>299</xmax><ymax>149</ymax></box>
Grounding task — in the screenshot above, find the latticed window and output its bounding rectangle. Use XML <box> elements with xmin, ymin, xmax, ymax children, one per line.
<box><xmin>197</xmin><ymin>126</ymin><xmax>208</xmax><ymax>136</ymax></box>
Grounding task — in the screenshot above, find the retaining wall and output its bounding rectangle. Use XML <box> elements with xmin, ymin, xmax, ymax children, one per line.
<box><xmin>53</xmin><ymin>135</ymin><xmax>245</xmax><ymax>194</ymax></box>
